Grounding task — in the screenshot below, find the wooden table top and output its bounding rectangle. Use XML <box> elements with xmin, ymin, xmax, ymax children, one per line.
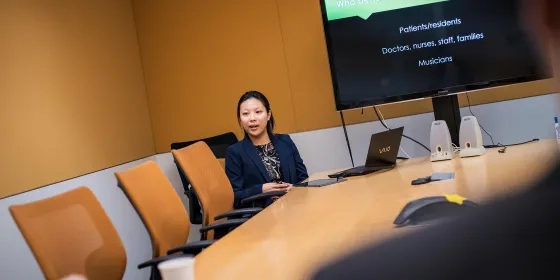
<box><xmin>195</xmin><ymin>139</ymin><xmax>560</xmax><ymax>280</ymax></box>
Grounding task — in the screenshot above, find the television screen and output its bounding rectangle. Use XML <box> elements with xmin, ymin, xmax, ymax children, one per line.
<box><xmin>319</xmin><ymin>0</ymin><xmax>552</xmax><ymax>111</ymax></box>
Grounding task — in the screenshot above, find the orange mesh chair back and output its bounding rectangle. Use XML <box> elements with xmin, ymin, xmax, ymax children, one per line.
<box><xmin>171</xmin><ymin>142</ymin><xmax>235</xmax><ymax>230</ymax></box>
<box><xmin>115</xmin><ymin>160</ymin><xmax>191</xmax><ymax>257</ymax></box>
<box><xmin>9</xmin><ymin>187</ymin><xmax>126</xmax><ymax>280</ymax></box>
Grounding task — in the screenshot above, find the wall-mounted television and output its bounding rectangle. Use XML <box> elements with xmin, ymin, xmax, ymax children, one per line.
<box><xmin>319</xmin><ymin>0</ymin><xmax>552</xmax><ymax>111</ymax></box>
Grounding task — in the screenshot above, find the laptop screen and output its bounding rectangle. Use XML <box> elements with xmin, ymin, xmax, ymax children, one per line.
<box><xmin>365</xmin><ymin>127</ymin><xmax>404</xmax><ymax>167</ymax></box>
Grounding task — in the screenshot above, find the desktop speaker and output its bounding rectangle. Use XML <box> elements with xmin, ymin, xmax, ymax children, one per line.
<box><xmin>459</xmin><ymin>116</ymin><xmax>486</xmax><ymax>158</ymax></box>
<box><xmin>430</xmin><ymin>120</ymin><xmax>455</xmax><ymax>162</ymax></box>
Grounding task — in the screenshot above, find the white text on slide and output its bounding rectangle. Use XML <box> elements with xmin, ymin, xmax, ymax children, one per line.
<box><xmin>336</xmin><ymin>0</ymin><xmax>382</xmax><ymax>8</ymax></box>
<box><xmin>400</xmin><ymin>18</ymin><xmax>462</xmax><ymax>34</ymax></box>
<box><xmin>418</xmin><ymin>56</ymin><xmax>453</xmax><ymax>66</ymax></box>
<box><xmin>381</xmin><ymin>32</ymin><xmax>485</xmax><ymax>55</ymax></box>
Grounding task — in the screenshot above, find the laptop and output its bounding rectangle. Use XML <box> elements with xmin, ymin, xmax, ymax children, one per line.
<box><xmin>329</xmin><ymin>127</ymin><xmax>404</xmax><ymax>178</ymax></box>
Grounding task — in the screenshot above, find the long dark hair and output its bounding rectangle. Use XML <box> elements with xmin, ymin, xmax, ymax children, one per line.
<box><xmin>237</xmin><ymin>90</ymin><xmax>275</xmax><ymax>136</ymax></box>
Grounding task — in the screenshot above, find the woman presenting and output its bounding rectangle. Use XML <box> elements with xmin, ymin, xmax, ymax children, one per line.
<box><xmin>225</xmin><ymin>90</ymin><xmax>309</xmax><ymax>208</ymax></box>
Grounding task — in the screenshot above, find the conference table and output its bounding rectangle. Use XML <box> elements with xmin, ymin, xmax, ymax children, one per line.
<box><xmin>194</xmin><ymin>139</ymin><xmax>559</xmax><ymax>279</ymax></box>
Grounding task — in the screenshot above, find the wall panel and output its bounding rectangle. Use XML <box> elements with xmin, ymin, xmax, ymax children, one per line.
<box><xmin>133</xmin><ymin>0</ymin><xmax>297</xmax><ymax>152</ymax></box>
<box><xmin>0</xmin><ymin>0</ymin><xmax>154</xmax><ymax>198</ymax></box>
<box><xmin>135</xmin><ymin>0</ymin><xmax>557</xmax><ymax>153</ymax></box>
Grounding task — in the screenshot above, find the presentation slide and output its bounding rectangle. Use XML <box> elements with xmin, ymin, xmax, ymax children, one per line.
<box><xmin>322</xmin><ymin>0</ymin><xmax>549</xmax><ymax>109</ymax></box>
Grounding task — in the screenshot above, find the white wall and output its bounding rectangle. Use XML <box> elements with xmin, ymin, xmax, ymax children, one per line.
<box><xmin>155</xmin><ymin>93</ymin><xmax>560</xmax><ymax>193</ymax></box>
<box><xmin>1</xmin><ymin>93</ymin><xmax>558</xmax><ymax>279</ymax></box>
<box><xmin>290</xmin><ymin>93</ymin><xmax>560</xmax><ymax>174</ymax></box>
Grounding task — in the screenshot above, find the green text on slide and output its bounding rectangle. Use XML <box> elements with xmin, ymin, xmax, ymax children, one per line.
<box><xmin>325</xmin><ymin>0</ymin><xmax>450</xmax><ymax>21</ymax></box>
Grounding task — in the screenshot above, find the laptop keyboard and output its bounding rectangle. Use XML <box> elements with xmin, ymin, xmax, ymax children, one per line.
<box><xmin>328</xmin><ymin>165</ymin><xmax>394</xmax><ymax>178</ymax></box>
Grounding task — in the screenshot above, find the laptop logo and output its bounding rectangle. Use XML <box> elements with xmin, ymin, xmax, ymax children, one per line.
<box><xmin>379</xmin><ymin>146</ymin><xmax>391</xmax><ymax>154</ymax></box>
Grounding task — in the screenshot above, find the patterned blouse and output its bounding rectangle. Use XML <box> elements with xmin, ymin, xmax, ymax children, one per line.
<box><xmin>255</xmin><ymin>142</ymin><xmax>282</xmax><ymax>182</ymax></box>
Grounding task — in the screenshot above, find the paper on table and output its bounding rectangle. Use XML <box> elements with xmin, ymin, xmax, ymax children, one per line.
<box><xmin>431</xmin><ymin>172</ymin><xmax>455</xmax><ymax>181</ymax></box>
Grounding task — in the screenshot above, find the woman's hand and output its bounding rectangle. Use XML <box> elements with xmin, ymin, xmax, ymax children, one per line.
<box><xmin>285</xmin><ymin>183</ymin><xmax>294</xmax><ymax>192</ymax></box>
<box><xmin>262</xmin><ymin>182</ymin><xmax>290</xmax><ymax>193</ymax></box>
<box><xmin>264</xmin><ymin>182</ymin><xmax>294</xmax><ymax>202</ymax></box>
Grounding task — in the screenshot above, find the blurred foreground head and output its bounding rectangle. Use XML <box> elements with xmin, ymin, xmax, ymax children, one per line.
<box><xmin>525</xmin><ymin>0</ymin><xmax>560</xmax><ymax>87</ymax></box>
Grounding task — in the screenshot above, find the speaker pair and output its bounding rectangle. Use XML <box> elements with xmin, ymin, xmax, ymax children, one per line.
<box><xmin>430</xmin><ymin>116</ymin><xmax>485</xmax><ymax>162</ymax></box>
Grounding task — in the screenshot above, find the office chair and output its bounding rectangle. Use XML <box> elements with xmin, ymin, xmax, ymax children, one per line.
<box><xmin>115</xmin><ymin>161</ymin><xmax>243</xmax><ymax>279</ymax></box>
<box><xmin>171</xmin><ymin>132</ymin><xmax>239</xmax><ymax>225</ymax></box>
<box><xmin>9</xmin><ymin>187</ymin><xmax>167</xmax><ymax>280</ymax></box>
<box><xmin>172</xmin><ymin>141</ymin><xmax>285</xmax><ymax>240</ymax></box>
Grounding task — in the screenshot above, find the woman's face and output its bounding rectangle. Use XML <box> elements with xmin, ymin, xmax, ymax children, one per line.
<box><xmin>239</xmin><ymin>98</ymin><xmax>271</xmax><ymax>138</ymax></box>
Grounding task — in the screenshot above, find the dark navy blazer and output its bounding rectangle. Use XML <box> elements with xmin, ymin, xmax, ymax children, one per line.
<box><xmin>225</xmin><ymin>133</ymin><xmax>309</xmax><ymax>208</ymax></box>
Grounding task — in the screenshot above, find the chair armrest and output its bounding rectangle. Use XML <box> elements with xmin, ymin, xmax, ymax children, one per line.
<box><xmin>137</xmin><ymin>254</ymin><xmax>193</xmax><ymax>269</ymax></box>
<box><xmin>214</xmin><ymin>207</ymin><xmax>262</xmax><ymax>221</ymax></box>
<box><xmin>200</xmin><ymin>218</ymin><xmax>248</xmax><ymax>234</ymax></box>
<box><xmin>240</xmin><ymin>191</ymin><xmax>286</xmax><ymax>205</ymax></box>
<box><xmin>167</xmin><ymin>240</ymin><xmax>216</xmax><ymax>255</ymax></box>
